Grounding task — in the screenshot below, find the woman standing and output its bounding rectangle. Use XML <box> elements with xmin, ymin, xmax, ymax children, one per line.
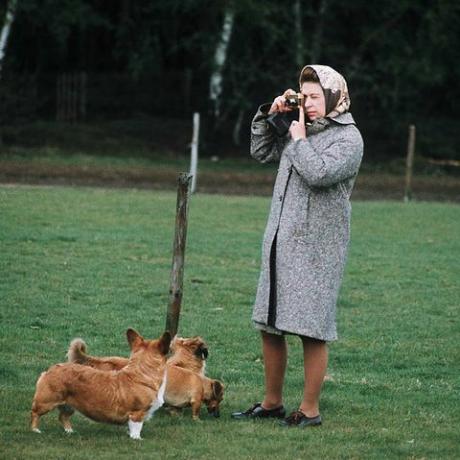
<box><xmin>232</xmin><ymin>65</ymin><xmax>363</xmax><ymax>427</ymax></box>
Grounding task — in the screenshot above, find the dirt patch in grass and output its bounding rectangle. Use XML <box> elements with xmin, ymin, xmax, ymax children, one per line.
<box><xmin>0</xmin><ymin>160</ymin><xmax>459</xmax><ymax>202</ymax></box>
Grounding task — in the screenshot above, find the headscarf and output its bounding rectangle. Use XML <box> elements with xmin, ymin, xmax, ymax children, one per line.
<box><xmin>299</xmin><ymin>65</ymin><xmax>350</xmax><ymax>118</ymax></box>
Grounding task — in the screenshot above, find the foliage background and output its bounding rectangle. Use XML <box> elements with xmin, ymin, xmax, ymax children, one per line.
<box><xmin>1</xmin><ymin>0</ymin><xmax>460</xmax><ymax>160</ymax></box>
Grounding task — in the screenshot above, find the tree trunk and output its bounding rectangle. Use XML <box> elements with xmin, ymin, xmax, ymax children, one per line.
<box><xmin>209</xmin><ymin>7</ymin><xmax>235</xmax><ymax>119</ymax></box>
<box><xmin>0</xmin><ymin>0</ymin><xmax>18</xmax><ymax>80</ymax></box>
<box><xmin>310</xmin><ymin>0</ymin><xmax>328</xmax><ymax>63</ymax></box>
<box><xmin>0</xmin><ymin>0</ymin><xmax>18</xmax><ymax>144</ymax></box>
<box><xmin>294</xmin><ymin>0</ymin><xmax>303</xmax><ymax>68</ymax></box>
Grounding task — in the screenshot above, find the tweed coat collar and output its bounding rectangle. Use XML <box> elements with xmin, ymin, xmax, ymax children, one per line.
<box><xmin>306</xmin><ymin>112</ymin><xmax>355</xmax><ymax>135</ymax></box>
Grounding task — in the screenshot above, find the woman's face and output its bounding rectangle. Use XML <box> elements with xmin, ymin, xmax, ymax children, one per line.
<box><xmin>300</xmin><ymin>82</ymin><xmax>326</xmax><ymax>121</ymax></box>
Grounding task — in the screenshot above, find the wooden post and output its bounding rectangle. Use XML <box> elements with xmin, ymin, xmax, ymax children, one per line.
<box><xmin>190</xmin><ymin>112</ymin><xmax>200</xmax><ymax>193</ymax></box>
<box><xmin>404</xmin><ymin>124</ymin><xmax>416</xmax><ymax>202</ymax></box>
<box><xmin>165</xmin><ymin>173</ymin><xmax>193</xmax><ymax>336</ymax></box>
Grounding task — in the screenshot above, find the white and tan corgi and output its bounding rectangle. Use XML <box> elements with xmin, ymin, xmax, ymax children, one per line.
<box><xmin>31</xmin><ymin>329</ymin><xmax>171</xmax><ymax>439</ymax></box>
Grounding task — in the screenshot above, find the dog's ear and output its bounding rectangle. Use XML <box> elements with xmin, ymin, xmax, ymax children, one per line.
<box><xmin>195</xmin><ymin>345</ymin><xmax>208</xmax><ymax>360</ymax></box>
<box><xmin>159</xmin><ymin>331</ymin><xmax>172</xmax><ymax>355</ymax></box>
<box><xmin>126</xmin><ymin>329</ymin><xmax>144</xmax><ymax>350</ymax></box>
<box><xmin>212</xmin><ymin>380</ymin><xmax>224</xmax><ymax>399</ymax></box>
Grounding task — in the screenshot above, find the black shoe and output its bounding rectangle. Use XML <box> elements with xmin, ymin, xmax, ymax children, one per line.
<box><xmin>231</xmin><ymin>403</ymin><xmax>286</xmax><ymax>420</ymax></box>
<box><xmin>279</xmin><ymin>410</ymin><xmax>322</xmax><ymax>427</ymax></box>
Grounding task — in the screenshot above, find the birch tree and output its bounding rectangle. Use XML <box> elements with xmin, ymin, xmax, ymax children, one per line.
<box><xmin>209</xmin><ymin>6</ymin><xmax>235</xmax><ymax>119</ymax></box>
<box><xmin>0</xmin><ymin>0</ymin><xmax>18</xmax><ymax>80</ymax></box>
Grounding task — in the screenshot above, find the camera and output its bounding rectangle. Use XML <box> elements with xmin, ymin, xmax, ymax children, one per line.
<box><xmin>266</xmin><ymin>93</ymin><xmax>303</xmax><ymax>137</ymax></box>
<box><xmin>284</xmin><ymin>93</ymin><xmax>303</xmax><ymax>109</ymax></box>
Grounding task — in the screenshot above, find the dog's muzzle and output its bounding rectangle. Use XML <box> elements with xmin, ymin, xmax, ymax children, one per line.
<box><xmin>207</xmin><ymin>407</ymin><xmax>220</xmax><ymax>418</ymax></box>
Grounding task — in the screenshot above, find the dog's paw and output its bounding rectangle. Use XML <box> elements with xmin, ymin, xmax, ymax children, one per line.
<box><xmin>128</xmin><ymin>420</ymin><xmax>144</xmax><ymax>440</ymax></box>
<box><xmin>166</xmin><ymin>407</ymin><xmax>182</xmax><ymax>417</ymax></box>
<box><xmin>64</xmin><ymin>428</ymin><xmax>74</xmax><ymax>434</ymax></box>
<box><xmin>32</xmin><ymin>428</ymin><xmax>42</xmax><ymax>434</ymax></box>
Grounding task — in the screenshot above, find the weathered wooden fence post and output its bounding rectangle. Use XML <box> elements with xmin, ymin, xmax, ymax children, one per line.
<box><xmin>404</xmin><ymin>124</ymin><xmax>416</xmax><ymax>202</ymax></box>
<box><xmin>165</xmin><ymin>173</ymin><xmax>193</xmax><ymax>336</ymax></box>
<box><xmin>190</xmin><ymin>112</ymin><xmax>200</xmax><ymax>193</ymax></box>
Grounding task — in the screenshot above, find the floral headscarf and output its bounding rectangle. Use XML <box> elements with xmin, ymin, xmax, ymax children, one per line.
<box><xmin>299</xmin><ymin>65</ymin><xmax>351</xmax><ymax>118</ymax></box>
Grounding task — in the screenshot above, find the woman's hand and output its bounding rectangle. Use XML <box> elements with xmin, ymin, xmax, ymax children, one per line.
<box><xmin>268</xmin><ymin>89</ymin><xmax>297</xmax><ymax>114</ymax></box>
<box><xmin>289</xmin><ymin>105</ymin><xmax>307</xmax><ymax>141</ymax></box>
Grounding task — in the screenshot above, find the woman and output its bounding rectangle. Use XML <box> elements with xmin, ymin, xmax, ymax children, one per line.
<box><xmin>232</xmin><ymin>65</ymin><xmax>363</xmax><ymax>427</ymax></box>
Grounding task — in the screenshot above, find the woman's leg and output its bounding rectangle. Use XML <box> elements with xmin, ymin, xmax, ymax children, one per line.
<box><xmin>299</xmin><ymin>337</ymin><xmax>328</xmax><ymax>417</ymax></box>
<box><xmin>261</xmin><ymin>331</ymin><xmax>287</xmax><ymax>409</ymax></box>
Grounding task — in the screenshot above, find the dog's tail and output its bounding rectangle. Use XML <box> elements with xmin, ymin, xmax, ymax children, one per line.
<box><xmin>67</xmin><ymin>338</ymin><xmax>89</xmax><ymax>364</ymax></box>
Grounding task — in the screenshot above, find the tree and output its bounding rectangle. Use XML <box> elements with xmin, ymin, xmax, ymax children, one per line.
<box><xmin>0</xmin><ymin>0</ymin><xmax>18</xmax><ymax>80</ymax></box>
<box><xmin>1</xmin><ymin>0</ymin><xmax>459</xmax><ymax>158</ymax></box>
<box><xmin>209</xmin><ymin>5</ymin><xmax>235</xmax><ymax>119</ymax></box>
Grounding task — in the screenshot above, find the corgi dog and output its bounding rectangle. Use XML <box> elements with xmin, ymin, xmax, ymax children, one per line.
<box><xmin>168</xmin><ymin>336</ymin><xmax>208</xmax><ymax>375</ymax></box>
<box><xmin>66</xmin><ymin>335</ymin><xmax>221</xmax><ymax>419</ymax></box>
<box><xmin>31</xmin><ymin>329</ymin><xmax>171</xmax><ymax>439</ymax></box>
<box><xmin>166</xmin><ymin>366</ymin><xmax>224</xmax><ymax>420</ymax></box>
<box><xmin>67</xmin><ymin>335</ymin><xmax>208</xmax><ymax>375</ymax></box>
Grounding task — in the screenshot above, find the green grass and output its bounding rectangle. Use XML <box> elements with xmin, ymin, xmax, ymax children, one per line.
<box><xmin>0</xmin><ymin>185</ymin><xmax>459</xmax><ymax>459</ymax></box>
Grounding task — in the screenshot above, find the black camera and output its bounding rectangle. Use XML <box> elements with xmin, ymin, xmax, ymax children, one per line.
<box><xmin>266</xmin><ymin>109</ymin><xmax>299</xmax><ymax>137</ymax></box>
<box><xmin>266</xmin><ymin>93</ymin><xmax>303</xmax><ymax>137</ymax></box>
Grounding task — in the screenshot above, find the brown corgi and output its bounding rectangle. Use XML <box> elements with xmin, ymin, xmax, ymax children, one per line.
<box><xmin>66</xmin><ymin>335</ymin><xmax>220</xmax><ymax>419</ymax></box>
<box><xmin>31</xmin><ymin>330</ymin><xmax>171</xmax><ymax>439</ymax></box>
<box><xmin>165</xmin><ymin>366</ymin><xmax>224</xmax><ymax>420</ymax></box>
<box><xmin>168</xmin><ymin>336</ymin><xmax>208</xmax><ymax>375</ymax></box>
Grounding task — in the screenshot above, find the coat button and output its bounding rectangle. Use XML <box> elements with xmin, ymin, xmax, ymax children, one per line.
<box><xmin>279</xmin><ymin>195</ymin><xmax>283</xmax><ymax>202</ymax></box>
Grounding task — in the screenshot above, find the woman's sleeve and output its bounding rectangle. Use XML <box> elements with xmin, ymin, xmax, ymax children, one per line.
<box><xmin>250</xmin><ymin>104</ymin><xmax>284</xmax><ymax>163</ymax></box>
<box><xmin>285</xmin><ymin>125</ymin><xmax>364</xmax><ymax>187</ymax></box>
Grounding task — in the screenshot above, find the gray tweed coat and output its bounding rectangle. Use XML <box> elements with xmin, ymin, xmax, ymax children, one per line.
<box><xmin>251</xmin><ymin>106</ymin><xmax>363</xmax><ymax>341</ymax></box>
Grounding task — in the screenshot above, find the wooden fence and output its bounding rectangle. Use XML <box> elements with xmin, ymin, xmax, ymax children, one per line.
<box><xmin>56</xmin><ymin>72</ymin><xmax>87</xmax><ymax>123</ymax></box>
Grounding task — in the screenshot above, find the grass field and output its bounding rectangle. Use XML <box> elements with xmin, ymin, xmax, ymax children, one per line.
<box><xmin>0</xmin><ymin>185</ymin><xmax>459</xmax><ymax>459</ymax></box>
